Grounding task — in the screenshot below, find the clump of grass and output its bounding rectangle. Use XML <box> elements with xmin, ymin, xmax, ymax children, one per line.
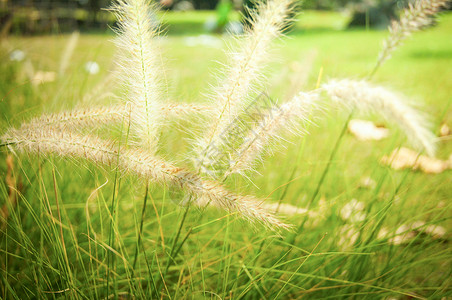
<box><xmin>0</xmin><ymin>0</ymin><xmax>445</xmax><ymax>234</ymax></box>
<box><xmin>1</xmin><ymin>0</ymin><xmax>300</xmax><ymax>231</ymax></box>
<box><xmin>0</xmin><ymin>0</ymin><xmax>450</xmax><ymax>298</ymax></box>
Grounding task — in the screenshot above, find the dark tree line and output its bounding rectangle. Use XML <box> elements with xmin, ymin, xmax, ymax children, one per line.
<box><xmin>3</xmin><ymin>0</ymin><xmax>449</xmax><ymax>34</ymax></box>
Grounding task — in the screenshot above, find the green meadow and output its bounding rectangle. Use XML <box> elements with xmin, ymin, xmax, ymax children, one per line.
<box><xmin>0</xmin><ymin>9</ymin><xmax>451</xmax><ymax>299</ymax></box>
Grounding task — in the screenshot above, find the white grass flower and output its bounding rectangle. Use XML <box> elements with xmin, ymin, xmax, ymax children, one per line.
<box><xmin>337</xmin><ymin>224</ymin><xmax>360</xmax><ymax>250</ymax></box>
<box><xmin>388</xmin><ymin>224</ymin><xmax>417</xmax><ymax>245</ymax></box>
<box><xmin>322</xmin><ymin>79</ymin><xmax>436</xmax><ymax>156</ymax></box>
<box><xmin>8</xmin><ymin>102</ymin><xmax>213</xmax><ymax>136</ymax></box>
<box><xmin>15</xmin><ymin>105</ymin><xmax>129</xmax><ymax>131</ymax></box>
<box><xmin>159</xmin><ymin>102</ymin><xmax>214</xmax><ymax>119</ymax></box>
<box><xmin>424</xmin><ymin>224</ymin><xmax>446</xmax><ymax>238</ymax></box>
<box><xmin>262</xmin><ymin>202</ymin><xmax>308</xmax><ymax>216</ymax></box>
<box><xmin>379</xmin><ymin>221</ymin><xmax>446</xmax><ymax>245</ymax></box>
<box><xmin>381</xmin><ymin>147</ymin><xmax>449</xmax><ymax>174</ymax></box>
<box><xmin>2</xmin><ymin>0</ymin><xmax>445</xmax><ymax>235</ymax></box>
<box><xmin>348</xmin><ymin>119</ymin><xmax>389</xmax><ymax>141</ymax></box>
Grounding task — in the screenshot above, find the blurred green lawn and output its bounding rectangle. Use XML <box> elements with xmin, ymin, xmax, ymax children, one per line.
<box><xmin>0</xmin><ymin>10</ymin><xmax>451</xmax><ymax>299</ymax></box>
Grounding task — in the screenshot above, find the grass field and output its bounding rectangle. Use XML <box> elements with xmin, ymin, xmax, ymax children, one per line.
<box><xmin>0</xmin><ymin>9</ymin><xmax>451</xmax><ymax>299</ymax></box>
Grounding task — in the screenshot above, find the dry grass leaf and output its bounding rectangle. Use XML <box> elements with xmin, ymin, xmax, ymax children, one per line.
<box><xmin>33</xmin><ymin>71</ymin><xmax>56</xmax><ymax>85</ymax></box>
<box><xmin>348</xmin><ymin>119</ymin><xmax>389</xmax><ymax>141</ymax></box>
<box><xmin>379</xmin><ymin>221</ymin><xmax>447</xmax><ymax>245</ymax></box>
<box><xmin>340</xmin><ymin>199</ymin><xmax>366</xmax><ymax>223</ymax></box>
<box><xmin>381</xmin><ymin>147</ymin><xmax>450</xmax><ymax>174</ymax></box>
<box><xmin>337</xmin><ymin>224</ymin><xmax>360</xmax><ymax>250</ymax></box>
<box><xmin>439</xmin><ymin>122</ymin><xmax>450</xmax><ymax>137</ymax></box>
<box><xmin>359</xmin><ymin>176</ymin><xmax>377</xmax><ymax>189</ymax></box>
<box><xmin>388</xmin><ymin>224</ymin><xmax>418</xmax><ymax>245</ymax></box>
<box><xmin>262</xmin><ymin>202</ymin><xmax>308</xmax><ymax>216</ymax></box>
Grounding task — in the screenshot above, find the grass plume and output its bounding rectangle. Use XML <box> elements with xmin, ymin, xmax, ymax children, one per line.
<box><xmin>322</xmin><ymin>79</ymin><xmax>437</xmax><ymax>156</ymax></box>
<box><xmin>194</xmin><ymin>0</ymin><xmax>296</xmax><ymax>174</ymax></box>
<box><xmin>11</xmin><ymin>102</ymin><xmax>212</xmax><ymax>132</ymax></box>
<box><xmin>0</xmin><ymin>0</ymin><xmax>443</xmax><ymax>242</ymax></box>
<box><xmin>1</xmin><ymin>127</ymin><xmax>291</xmax><ymax>231</ymax></box>
<box><xmin>225</xmin><ymin>91</ymin><xmax>318</xmax><ymax>177</ymax></box>
<box><xmin>15</xmin><ymin>105</ymin><xmax>129</xmax><ymax>131</ymax></box>
<box><xmin>0</xmin><ymin>2</ymin><xmax>450</xmax><ymax>298</ymax></box>
<box><xmin>372</xmin><ymin>0</ymin><xmax>450</xmax><ymax>76</ymax></box>
<box><xmin>112</xmin><ymin>0</ymin><xmax>164</xmax><ymax>152</ymax></box>
<box><xmin>160</xmin><ymin>102</ymin><xmax>213</xmax><ymax>119</ymax></box>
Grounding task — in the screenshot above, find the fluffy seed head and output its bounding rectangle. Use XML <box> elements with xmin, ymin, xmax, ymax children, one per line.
<box><xmin>373</xmin><ymin>0</ymin><xmax>450</xmax><ymax>75</ymax></box>
<box><xmin>16</xmin><ymin>105</ymin><xmax>128</xmax><ymax>132</ymax></box>
<box><xmin>194</xmin><ymin>0</ymin><xmax>296</xmax><ymax>173</ymax></box>
<box><xmin>322</xmin><ymin>79</ymin><xmax>437</xmax><ymax>156</ymax></box>
<box><xmin>112</xmin><ymin>0</ymin><xmax>164</xmax><ymax>152</ymax></box>
<box><xmin>225</xmin><ymin>91</ymin><xmax>318</xmax><ymax>176</ymax></box>
<box><xmin>1</xmin><ymin>127</ymin><xmax>290</xmax><ymax>231</ymax></box>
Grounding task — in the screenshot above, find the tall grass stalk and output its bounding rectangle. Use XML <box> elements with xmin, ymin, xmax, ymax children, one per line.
<box><xmin>132</xmin><ymin>184</ymin><xmax>149</xmax><ymax>274</ymax></box>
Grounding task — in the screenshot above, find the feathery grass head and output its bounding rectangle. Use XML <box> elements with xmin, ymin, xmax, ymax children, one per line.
<box><xmin>1</xmin><ymin>126</ymin><xmax>290</xmax><ymax>231</ymax></box>
<box><xmin>322</xmin><ymin>79</ymin><xmax>437</xmax><ymax>156</ymax></box>
<box><xmin>5</xmin><ymin>102</ymin><xmax>213</xmax><ymax>134</ymax></box>
<box><xmin>112</xmin><ymin>0</ymin><xmax>164</xmax><ymax>152</ymax></box>
<box><xmin>225</xmin><ymin>91</ymin><xmax>319</xmax><ymax>177</ymax></box>
<box><xmin>372</xmin><ymin>0</ymin><xmax>450</xmax><ymax>76</ymax></box>
<box><xmin>15</xmin><ymin>105</ymin><xmax>128</xmax><ymax>132</ymax></box>
<box><xmin>194</xmin><ymin>0</ymin><xmax>296</xmax><ymax>175</ymax></box>
<box><xmin>159</xmin><ymin>102</ymin><xmax>214</xmax><ymax>119</ymax></box>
